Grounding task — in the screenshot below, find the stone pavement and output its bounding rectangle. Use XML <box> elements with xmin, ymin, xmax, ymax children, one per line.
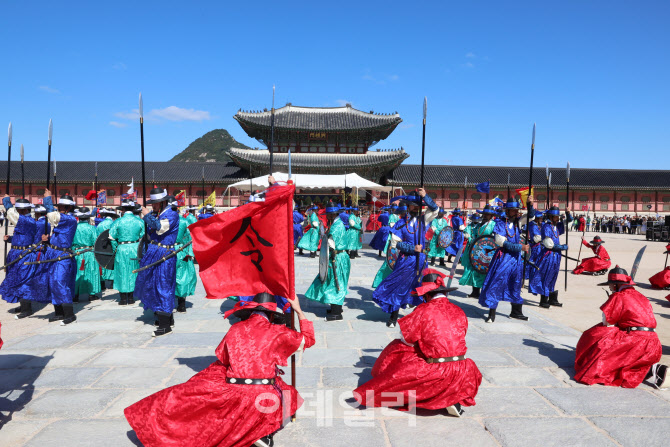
<box><xmin>1</xmin><ymin>243</ymin><xmax>669</xmax><ymax>447</ymax></box>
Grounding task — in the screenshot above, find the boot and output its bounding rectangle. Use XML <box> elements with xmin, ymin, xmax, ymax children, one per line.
<box><xmin>510</xmin><ymin>303</ymin><xmax>529</xmax><ymax>321</ymax></box>
<box><xmin>485</xmin><ymin>308</ymin><xmax>496</xmax><ymax>323</ymax></box>
<box><xmin>325</xmin><ymin>304</ymin><xmax>343</xmax><ymax>321</ymax></box>
<box><xmin>539</xmin><ymin>295</ymin><xmax>550</xmax><ymax>309</ymax></box>
<box><xmin>127</xmin><ymin>292</ymin><xmax>135</xmax><ymax>305</ymax></box>
<box><xmin>253</xmin><ymin>434</ymin><xmax>274</xmax><ymax>447</ymax></box>
<box><xmin>8</xmin><ymin>305</ymin><xmax>21</xmax><ymax>314</ymax></box>
<box><xmin>310</xmin><ymin>251</ymin><xmax>316</xmax><ymax>258</ymax></box>
<box><xmin>60</xmin><ymin>304</ymin><xmax>77</xmax><ymax>325</ymax></box>
<box><xmin>468</xmin><ymin>287</ymin><xmax>480</xmax><ymax>298</ymax></box>
<box><xmin>48</xmin><ymin>304</ymin><xmax>65</xmax><ymax>322</ymax></box>
<box><xmin>177</xmin><ymin>297</ymin><xmax>187</xmax><ymax>313</ymax></box>
<box><xmin>447</xmin><ymin>255</ymin><xmax>453</xmax><ymax>263</ymax></box>
<box><xmin>89</xmin><ymin>294</ymin><xmax>100</xmax><ymax>301</ymax></box>
<box><xmin>354</xmin><ymin>250</ymin><xmax>360</xmax><ymax>258</ymax></box>
<box><xmin>430</xmin><ymin>257</ymin><xmax>436</xmax><ymax>266</ymax></box>
<box><xmin>548</xmin><ymin>291</ymin><xmax>563</xmax><ymax>307</ymax></box>
<box><xmin>349</xmin><ymin>251</ymin><xmax>355</xmax><ymax>260</ymax></box>
<box><xmin>101</xmin><ymin>280</ymin><xmax>106</xmax><ymax>291</ymax></box>
<box><xmin>439</xmin><ymin>258</ymin><xmax>446</xmax><ymax>267</ymax></box>
<box><xmin>446</xmin><ymin>403</ymin><xmax>464</xmax><ymax>417</ymax></box>
<box><xmin>378</xmin><ymin>250</ymin><xmax>382</xmax><ymax>257</ymax></box>
<box><xmin>299</xmin><ymin>249</ymin><xmax>304</xmax><ymax>255</ymax></box>
<box><xmin>153</xmin><ymin>312</ymin><xmax>173</xmax><ymax>337</ymax></box>
<box><xmin>73</xmin><ymin>294</ymin><xmax>79</xmax><ymax>303</ymax></box>
<box><xmin>119</xmin><ymin>293</ymin><xmax>128</xmax><ymax>306</ymax></box>
<box><xmin>386</xmin><ymin>310</ymin><xmax>400</xmax><ymax>328</ymax></box>
<box><xmin>15</xmin><ymin>299</ymin><xmax>33</xmax><ymax>320</ymax></box>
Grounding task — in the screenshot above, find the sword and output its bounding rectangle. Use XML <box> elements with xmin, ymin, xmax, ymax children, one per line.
<box><xmin>23</xmin><ymin>247</ymin><xmax>94</xmax><ymax>266</ymax></box>
<box><xmin>445</xmin><ymin>239</ymin><xmax>466</xmax><ymax>292</ymax></box>
<box><xmin>132</xmin><ymin>241</ymin><xmax>193</xmax><ymax>273</ymax></box>
<box><xmin>630</xmin><ymin>245</ymin><xmax>646</xmax><ymax>281</ymax></box>
<box><xmin>0</xmin><ymin>245</ymin><xmax>40</xmax><ymax>271</ymax></box>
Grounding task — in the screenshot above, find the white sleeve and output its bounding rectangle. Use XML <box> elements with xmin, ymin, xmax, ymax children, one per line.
<box><xmin>389</xmin><ymin>233</ymin><xmax>402</xmax><ymax>249</ymax></box>
<box><xmin>542</xmin><ymin>238</ymin><xmax>555</xmax><ymax>249</ymax></box>
<box><xmin>6</xmin><ymin>208</ymin><xmax>19</xmax><ymax>226</ymax></box>
<box><xmin>389</xmin><ymin>221</ymin><xmax>396</xmax><ymax>228</ymax></box>
<box><xmin>156</xmin><ymin>218</ymin><xmax>170</xmax><ymax>235</ymax></box>
<box><xmin>47</xmin><ymin>211</ymin><xmax>61</xmax><ymax>227</ymax></box>
<box><xmin>312</xmin><ymin>220</ymin><xmax>319</xmax><ymax>228</ymax></box>
<box><xmin>328</xmin><ymin>238</ymin><xmax>335</xmax><ymax>249</ymax></box>
<box><xmin>459</xmin><ymin>224</ymin><xmax>466</xmax><ymax>231</ymax></box>
<box><xmin>533</xmin><ymin>234</ymin><xmax>542</xmax><ymax>243</ymax></box>
<box><xmin>349</xmin><ymin>217</ymin><xmax>356</xmax><ymax>227</ymax></box>
<box><xmin>424</xmin><ymin>207</ymin><xmax>439</xmax><ymax>226</ymax></box>
<box><xmin>494</xmin><ymin>234</ymin><xmax>507</xmax><ymax>247</ymax></box>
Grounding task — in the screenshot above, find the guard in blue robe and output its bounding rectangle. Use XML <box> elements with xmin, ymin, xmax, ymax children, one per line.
<box><xmin>26</xmin><ymin>205</ymin><xmax>51</xmax><ymax>308</ymax></box>
<box><xmin>525</xmin><ymin>209</ymin><xmax>544</xmax><ymax>281</ymax></box>
<box><xmin>446</xmin><ymin>208</ymin><xmax>465</xmax><ymax>262</ymax></box>
<box><xmin>372</xmin><ymin>191</ymin><xmax>439</xmax><ymax>327</ymax></box>
<box><xmin>42</xmin><ymin>193</ymin><xmax>79</xmax><ymax>325</ymax></box>
<box><xmin>479</xmin><ymin>198</ymin><xmax>531</xmax><ymax>323</ymax></box>
<box><xmin>369</xmin><ymin>207</ymin><xmax>390</xmax><ymax>254</ymax></box>
<box><xmin>292</xmin><ymin>206</ymin><xmax>304</xmax><ymax>249</ymax></box>
<box><xmin>339</xmin><ymin>209</ymin><xmax>351</xmax><ymax>230</ymax></box>
<box><xmin>135</xmin><ymin>189</ymin><xmax>180</xmax><ymax>337</ymax></box>
<box><xmin>1</xmin><ymin>197</ymin><xmax>37</xmax><ymax>318</ymax></box>
<box><xmin>197</xmin><ymin>205</ymin><xmax>215</xmax><ymax>220</ymax></box>
<box><xmin>529</xmin><ymin>205</ymin><xmax>572</xmax><ymax>308</ymax></box>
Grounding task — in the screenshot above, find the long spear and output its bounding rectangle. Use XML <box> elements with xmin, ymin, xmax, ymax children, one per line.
<box><xmin>564</xmin><ymin>162</ymin><xmax>570</xmax><ymax>291</ymax></box>
<box><xmin>95</xmin><ymin>161</ymin><xmax>98</xmax><ymax>209</ymax></box>
<box><xmin>53</xmin><ymin>160</ymin><xmax>57</xmax><ymax>200</ymax></box>
<box><xmin>4</xmin><ymin>123</ymin><xmax>12</xmax><ymax>264</ymax></box>
<box><xmin>139</xmin><ymin>93</ymin><xmax>146</xmax><ymax>206</ymax></box>
<box><xmin>202</xmin><ymin>167</ymin><xmax>205</xmax><ymax>206</ymax></box>
<box><xmin>21</xmin><ymin>144</ymin><xmax>25</xmax><ymax>198</ymax></box>
<box><xmin>464</xmin><ymin>176</ymin><xmax>467</xmax><ymax>209</ymax></box>
<box><xmin>269</xmin><ymin>85</ymin><xmax>275</xmax><ymax>174</ymax></box>
<box><xmin>43</xmin><ymin>120</ymin><xmax>53</xmax><ymax>237</ymax></box>
<box><xmin>507</xmin><ymin>172</ymin><xmax>511</xmax><ymax>197</ymax></box>
<box><xmin>522</xmin><ymin>124</ymin><xmax>536</xmax><ymax>287</ymax></box>
<box><xmin>416</xmin><ymin>97</ymin><xmax>427</xmax><ymax>276</ymax></box>
<box><xmin>545</xmin><ymin>164</ymin><xmax>550</xmax><ymax>210</ymax></box>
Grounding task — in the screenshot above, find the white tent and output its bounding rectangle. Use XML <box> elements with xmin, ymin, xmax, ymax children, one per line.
<box><xmin>226</xmin><ymin>172</ymin><xmax>394</xmax><ymax>193</ymax></box>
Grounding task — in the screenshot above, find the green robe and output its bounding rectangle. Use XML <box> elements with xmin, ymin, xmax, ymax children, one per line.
<box><xmin>186</xmin><ymin>213</ymin><xmax>197</xmax><ymax>226</ymax></box>
<box><xmin>74</xmin><ymin>221</ymin><xmax>101</xmax><ymax>296</ymax></box>
<box><xmin>345</xmin><ymin>215</ymin><xmax>363</xmax><ymax>251</ymax></box>
<box><xmin>372</xmin><ymin>215</ymin><xmax>400</xmax><ymax>287</ymax></box>
<box><xmin>297</xmin><ymin>212</ymin><xmax>320</xmax><ymax>251</ymax></box>
<box><xmin>175</xmin><ymin>217</ymin><xmax>196</xmax><ymax>298</ymax></box>
<box><xmin>305</xmin><ymin>219</ymin><xmax>350</xmax><ymax>305</ymax></box>
<box><xmin>96</xmin><ymin>217</ymin><xmax>116</xmax><ymax>281</ymax></box>
<box><xmin>110</xmin><ymin>211</ymin><xmax>145</xmax><ymax>293</ymax></box>
<box><xmin>427</xmin><ymin>217</ymin><xmax>448</xmax><ymax>258</ymax></box>
<box><xmin>459</xmin><ymin>219</ymin><xmax>496</xmax><ymax>288</ymax></box>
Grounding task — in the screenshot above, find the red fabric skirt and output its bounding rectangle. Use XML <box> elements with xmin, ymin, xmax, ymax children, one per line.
<box><xmin>574</xmin><ymin>324</ymin><xmax>661</xmax><ymax>388</ymax></box>
<box><xmin>353</xmin><ymin>340</ymin><xmax>482</xmax><ymax>410</ymax></box>
<box><xmin>124</xmin><ymin>361</ymin><xmax>301</xmax><ymax>447</ymax></box>
<box><xmin>573</xmin><ymin>257</ymin><xmax>611</xmax><ymax>274</ymax></box>
<box><xmin>649</xmin><ymin>267</ymin><xmax>670</xmax><ymax>289</ymax></box>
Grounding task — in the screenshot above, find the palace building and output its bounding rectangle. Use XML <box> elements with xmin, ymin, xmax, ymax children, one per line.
<box><xmin>1</xmin><ymin>103</ymin><xmax>669</xmax><ymax>215</ymax></box>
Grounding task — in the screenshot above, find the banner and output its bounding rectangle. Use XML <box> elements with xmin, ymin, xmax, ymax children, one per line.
<box><xmin>190</xmin><ymin>184</ymin><xmax>295</xmax><ymax>300</ymax></box>
<box><xmin>581</xmin><ymin>205</ymin><xmax>589</xmax><ymax>212</ymax></box>
<box><xmin>176</xmin><ymin>190</ymin><xmax>185</xmax><ymax>208</ymax></box>
<box><xmin>97</xmin><ymin>190</ymin><xmax>107</xmax><ymax>205</ymax></box>
<box><xmin>514</xmin><ymin>186</ymin><xmax>535</xmax><ymax>209</ymax></box>
<box><xmin>475</xmin><ymin>181</ymin><xmax>490</xmax><ymax>193</ymax></box>
<box><xmin>203</xmin><ymin>191</ymin><xmax>216</xmax><ymax>207</ymax></box>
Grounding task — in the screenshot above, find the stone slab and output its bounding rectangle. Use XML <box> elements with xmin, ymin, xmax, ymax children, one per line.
<box><xmin>537</xmin><ymin>387</ymin><xmax>670</xmax><ymax>416</ymax></box>
<box><xmin>20</xmin><ymin>349</ymin><xmax>100</xmax><ymax>368</ymax></box>
<box><xmin>0</xmin><ymin>420</ymin><xmax>50</xmax><ymax>447</ymax></box>
<box><xmin>590</xmin><ymin>416</ymin><xmax>670</xmax><ymax>446</ymax></box>
<box><xmin>467</xmin><ymin>387</ymin><xmax>560</xmax><ymax>417</ymax></box>
<box><xmin>0</xmin><ymin>352</ymin><xmax>44</xmax><ymax>369</ymax></box>
<box><xmin>273</xmin><ymin>417</ymin><xmax>388</xmax><ymax>447</ymax></box>
<box><xmin>505</xmin><ymin>346</ymin><xmax>575</xmax><ymax>368</ymax></box>
<box><xmin>91</xmin><ymin>348</ymin><xmax>177</xmax><ymax>367</ymax></box>
<box><xmin>93</xmin><ymin>367</ymin><xmax>177</xmax><ymax>389</ymax></box>
<box><xmin>32</xmin><ymin>366</ymin><xmax>109</xmax><ymax>389</ymax></box>
<box><xmin>0</xmin><ymin>368</ymin><xmax>43</xmax><ymax>392</ymax></box>
<box><xmin>6</xmin><ymin>333</ymin><xmax>91</xmax><ymax>351</ymax></box>
<box><xmin>101</xmin><ymin>388</ymin><xmax>162</xmax><ymax>417</ymax></box>
<box><xmin>147</xmin><ymin>332</ymin><xmax>222</xmax><ymax>348</ymax></box>
<box><xmin>322</xmin><ymin>367</ymin><xmax>372</xmax><ymax>389</ymax></box>
<box><xmin>484</xmin><ymin>417</ymin><xmax>617</xmax><ymax>447</ymax></box>
<box><xmin>481</xmin><ymin>367</ymin><xmax>566</xmax><ymax>387</ymax></box>
<box><xmin>467</xmin><ymin>348</ymin><xmax>518</xmax><ymax>367</ymax></box>
<box><xmin>386</xmin><ymin>417</ymin><xmax>497</xmax><ymax>447</ymax></box>
<box><xmin>302</xmin><ymin>348</ymin><xmax>364</xmax><ymax>368</ymax></box>
<box><xmin>23</xmin><ymin>419</ymin><xmax>141</xmax><ymax>447</ymax></box>
<box><xmin>325</xmin><ymin>332</ymin><xmax>391</xmax><ymax>349</ymax></box>
<box><xmin>76</xmin><ymin>332</ymin><xmax>154</xmax><ymax>348</ymax></box>
<box><xmin>22</xmin><ymin>389</ymin><xmax>123</xmax><ymax>418</ymax></box>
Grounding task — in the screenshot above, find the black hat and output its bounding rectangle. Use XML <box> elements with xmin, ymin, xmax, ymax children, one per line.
<box><xmin>146</xmin><ymin>188</ymin><xmax>168</xmax><ymax>205</ymax></box>
<box><xmin>117</xmin><ymin>199</ymin><xmax>137</xmax><ymax>210</ymax></box>
<box><xmin>411</xmin><ymin>269</ymin><xmax>458</xmax><ymax>296</ymax></box>
<box><xmin>590</xmin><ymin>235</ymin><xmax>605</xmax><ymax>244</ymax></box>
<box><xmin>75</xmin><ymin>207</ymin><xmax>93</xmax><ymax>219</ymax></box>
<box><xmin>224</xmin><ymin>292</ymin><xmax>285</xmax><ymax>324</ymax></box>
<box><xmin>166</xmin><ymin>195</ymin><xmax>178</xmax><ymax>208</ymax></box>
<box><xmin>504</xmin><ymin>198</ymin><xmax>521</xmax><ymax>210</ymax></box>
<box><xmin>58</xmin><ymin>194</ymin><xmax>76</xmax><ymax>207</ymax></box>
<box><xmin>14</xmin><ymin>198</ymin><xmax>33</xmax><ymax>210</ymax></box>
<box><xmin>597</xmin><ymin>265</ymin><xmax>635</xmax><ymax>286</ymax></box>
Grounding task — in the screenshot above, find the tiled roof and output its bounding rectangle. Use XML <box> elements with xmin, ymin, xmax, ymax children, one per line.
<box><xmin>0</xmin><ymin>161</ymin><xmax>247</xmax><ymax>184</ymax></box>
<box><xmin>388</xmin><ymin>165</ymin><xmax>670</xmax><ymax>191</ymax></box>
<box><xmin>234</xmin><ymin>104</ymin><xmax>402</xmax><ymax>131</ymax></box>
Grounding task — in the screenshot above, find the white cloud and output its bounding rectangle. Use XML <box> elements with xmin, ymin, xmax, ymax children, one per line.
<box><xmin>114</xmin><ymin>109</ymin><xmax>140</xmax><ymax>120</ymax></box>
<box><xmin>149</xmin><ymin>106</ymin><xmax>211</xmax><ymax>122</ymax></box>
<box><xmin>388</xmin><ymin>74</ymin><xmax>399</xmax><ymax>81</ymax></box>
<box><xmin>39</xmin><ymin>85</ymin><xmax>60</xmax><ymax>94</ymax></box>
<box><xmin>109</xmin><ymin>121</ymin><xmax>127</xmax><ymax>128</ymax></box>
<box><xmin>399</xmin><ymin>123</ymin><xmax>416</xmax><ymax>129</ymax></box>
<box><xmin>362</xmin><ymin>72</ymin><xmax>399</xmax><ymax>84</ymax></box>
<box><xmin>465</xmin><ymin>52</ymin><xmax>477</xmax><ymax>59</ymax></box>
<box><xmin>112</xmin><ymin>62</ymin><xmax>127</xmax><ymax>70</ymax></box>
<box><xmin>463</xmin><ymin>62</ymin><xmax>475</xmax><ymax>68</ymax></box>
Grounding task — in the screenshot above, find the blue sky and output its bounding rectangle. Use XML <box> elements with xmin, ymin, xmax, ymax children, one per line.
<box><xmin>1</xmin><ymin>0</ymin><xmax>668</xmax><ymax>170</ymax></box>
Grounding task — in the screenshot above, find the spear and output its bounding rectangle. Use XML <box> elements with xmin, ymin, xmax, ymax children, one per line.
<box><xmin>43</xmin><ymin>120</ymin><xmax>53</xmax><ymax>237</ymax></box>
<box><xmin>202</xmin><ymin>166</ymin><xmax>205</xmax><ymax>206</ymax></box>
<box><xmin>4</xmin><ymin>123</ymin><xmax>12</xmax><ymax>264</ymax></box>
<box><xmin>545</xmin><ymin>164</ymin><xmax>550</xmax><ymax>210</ymax></box>
<box><xmin>464</xmin><ymin>176</ymin><xmax>467</xmax><ymax>209</ymax></box>
<box><xmin>564</xmin><ymin>162</ymin><xmax>570</xmax><ymax>291</ymax></box>
<box><xmin>416</xmin><ymin>97</ymin><xmax>427</xmax><ymax>276</ymax></box>
<box><xmin>53</xmin><ymin>160</ymin><xmax>57</xmax><ymax>199</ymax></box>
<box><xmin>95</xmin><ymin>161</ymin><xmax>98</xmax><ymax>208</ymax></box>
<box><xmin>507</xmin><ymin>172</ymin><xmax>511</xmax><ymax>197</ymax></box>
<box><xmin>522</xmin><ymin>123</ymin><xmax>536</xmax><ymax>287</ymax></box>
<box><xmin>139</xmin><ymin>93</ymin><xmax>146</xmax><ymax>206</ymax></box>
<box><xmin>269</xmin><ymin>85</ymin><xmax>275</xmax><ymax>175</ymax></box>
<box><xmin>20</xmin><ymin>144</ymin><xmax>25</xmax><ymax>198</ymax></box>
<box><xmin>548</xmin><ymin>172</ymin><xmax>552</xmax><ymax>207</ymax></box>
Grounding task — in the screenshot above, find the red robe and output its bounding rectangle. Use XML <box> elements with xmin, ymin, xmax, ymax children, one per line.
<box><xmin>366</xmin><ymin>213</ymin><xmax>381</xmax><ymax>231</ymax></box>
<box><xmin>124</xmin><ymin>315</ymin><xmax>315</xmax><ymax>447</ymax></box>
<box><xmin>573</xmin><ymin>241</ymin><xmax>611</xmax><ymax>274</ymax></box>
<box><xmin>575</xmin><ymin>287</ymin><xmax>661</xmax><ymax>388</ymax></box>
<box><xmin>578</xmin><ymin>217</ymin><xmax>586</xmax><ymax>232</ymax></box>
<box><xmin>649</xmin><ymin>267</ymin><xmax>670</xmax><ymax>289</ymax></box>
<box><xmin>354</xmin><ymin>296</ymin><xmax>482</xmax><ymax>410</ymax></box>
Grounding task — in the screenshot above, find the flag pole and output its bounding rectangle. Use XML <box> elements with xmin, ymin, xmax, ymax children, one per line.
<box><xmin>416</xmin><ymin>97</ymin><xmax>427</xmax><ymax>276</ymax></box>
<box><xmin>139</xmin><ymin>93</ymin><xmax>146</xmax><ymax>207</ymax></box>
<box><xmin>564</xmin><ymin>162</ymin><xmax>570</xmax><ymax>291</ymax></box>
<box><xmin>4</xmin><ymin>123</ymin><xmax>12</xmax><ymax>264</ymax></box>
<box><xmin>522</xmin><ymin>124</ymin><xmax>536</xmax><ymax>287</ymax></box>
<box><xmin>269</xmin><ymin>85</ymin><xmax>275</xmax><ymax>175</ymax></box>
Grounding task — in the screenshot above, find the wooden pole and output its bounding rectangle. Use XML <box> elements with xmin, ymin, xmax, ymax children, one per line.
<box><xmin>564</xmin><ymin>162</ymin><xmax>570</xmax><ymax>291</ymax></box>
<box><xmin>4</xmin><ymin>123</ymin><xmax>12</xmax><ymax>264</ymax></box>
<box><xmin>416</xmin><ymin>97</ymin><xmax>427</xmax><ymax>276</ymax></box>
<box><xmin>139</xmin><ymin>94</ymin><xmax>146</xmax><ymax>206</ymax></box>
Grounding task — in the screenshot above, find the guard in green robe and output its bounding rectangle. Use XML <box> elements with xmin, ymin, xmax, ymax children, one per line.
<box><xmin>305</xmin><ymin>204</ymin><xmax>350</xmax><ymax>321</ymax></box>
<box><xmin>297</xmin><ymin>206</ymin><xmax>320</xmax><ymax>257</ymax></box>
<box><xmin>459</xmin><ymin>205</ymin><xmax>497</xmax><ymax>298</ymax></box>
<box><xmin>345</xmin><ymin>207</ymin><xmax>363</xmax><ymax>259</ymax></box>
<box><xmin>174</xmin><ymin>214</ymin><xmax>196</xmax><ymax>312</ymax></box>
<box><xmin>110</xmin><ymin>200</ymin><xmax>145</xmax><ymax>305</ymax></box>
<box><xmin>427</xmin><ymin>208</ymin><xmax>448</xmax><ymax>266</ymax></box>
<box><xmin>96</xmin><ymin>208</ymin><xmax>118</xmax><ymax>290</ymax></box>
<box><xmin>185</xmin><ymin>206</ymin><xmax>198</xmax><ymax>226</ymax></box>
<box><xmin>371</xmin><ymin>206</ymin><xmax>406</xmax><ymax>288</ymax></box>
<box><xmin>73</xmin><ymin>207</ymin><xmax>101</xmax><ymax>301</ymax></box>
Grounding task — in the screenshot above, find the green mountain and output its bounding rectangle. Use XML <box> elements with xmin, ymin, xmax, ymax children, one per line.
<box><xmin>169</xmin><ymin>129</ymin><xmax>250</xmax><ymax>163</ymax></box>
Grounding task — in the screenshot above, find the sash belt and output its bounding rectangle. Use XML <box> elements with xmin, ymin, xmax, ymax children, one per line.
<box><xmin>150</xmin><ymin>241</ymin><xmax>175</xmax><ymax>249</ymax></box>
<box><xmin>119</xmin><ymin>239</ymin><xmax>141</xmax><ymax>245</ymax></box>
<box><xmin>11</xmin><ymin>245</ymin><xmax>35</xmax><ymax>250</ymax></box>
<box><xmin>226</xmin><ymin>377</ymin><xmax>276</xmax><ymax>385</ymax></box>
<box><xmin>48</xmin><ymin>244</ymin><xmax>73</xmax><ymax>254</ymax></box>
<box><xmin>622</xmin><ymin>326</ymin><xmax>655</xmax><ymax>333</ymax></box>
<box><xmin>426</xmin><ymin>355</ymin><xmax>466</xmax><ymax>364</ymax></box>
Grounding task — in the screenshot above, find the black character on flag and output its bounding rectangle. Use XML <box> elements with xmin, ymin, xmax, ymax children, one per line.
<box><xmin>230</xmin><ymin>217</ymin><xmax>274</xmax><ymax>272</ymax></box>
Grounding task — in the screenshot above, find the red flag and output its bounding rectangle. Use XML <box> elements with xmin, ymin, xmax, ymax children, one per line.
<box><xmin>85</xmin><ymin>190</ymin><xmax>97</xmax><ymax>201</ymax></box>
<box><xmin>176</xmin><ymin>191</ymin><xmax>185</xmax><ymax>207</ymax></box>
<box><xmin>190</xmin><ymin>184</ymin><xmax>295</xmax><ymax>300</ymax></box>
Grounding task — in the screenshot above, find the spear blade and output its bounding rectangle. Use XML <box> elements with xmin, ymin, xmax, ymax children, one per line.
<box><xmin>21</xmin><ymin>144</ymin><xmax>24</xmax><ymax>162</ymax></box>
<box><xmin>54</xmin><ymin>159</ymin><xmax>57</xmax><ymax>175</ymax></box>
<box><xmin>423</xmin><ymin>97</ymin><xmax>427</xmax><ymax>121</ymax></box>
<box><xmin>7</xmin><ymin>122</ymin><xmax>11</xmax><ymax>146</ymax></box>
<box><xmin>566</xmin><ymin>162</ymin><xmax>570</xmax><ymax>181</ymax></box>
<box><xmin>532</xmin><ymin>122</ymin><xmax>536</xmax><ymax>146</ymax></box>
<box><xmin>549</xmin><ymin>172</ymin><xmax>552</xmax><ymax>186</ymax></box>
<box><xmin>139</xmin><ymin>93</ymin><xmax>143</xmax><ymax>119</ymax></box>
<box><xmin>546</xmin><ymin>163</ymin><xmax>549</xmax><ymax>178</ymax></box>
<box><xmin>48</xmin><ymin>119</ymin><xmax>53</xmax><ymax>142</ymax></box>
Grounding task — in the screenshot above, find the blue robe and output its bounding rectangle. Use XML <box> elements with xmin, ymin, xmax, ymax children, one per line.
<box><xmin>339</xmin><ymin>212</ymin><xmax>350</xmax><ymax>230</ymax></box>
<box><xmin>526</xmin><ymin>220</ymin><xmax>543</xmax><ymax>281</ymax></box>
<box><xmin>42</xmin><ymin>197</ymin><xmax>78</xmax><ymax>305</ymax></box>
<box><xmin>292</xmin><ymin>211</ymin><xmax>304</xmax><ymax>246</ymax></box>
<box><xmin>197</xmin><ymin>212</ymin><xmax>214</xmax><ymax>221</ymax></box>
<box><xmin>446</xmin><ymin>215</ymin><xmax>464</xmax><ymax>256</ymax></box>
<box><xmin>373</xmin><ymin>197</ymin><xmax>438</xmax><ymax>313</ymax></box>
<box><xmin>27</xmin><ymin>217</ymin><xmax>52</xmax><ymax>303</ymax></box>
<box><xmin>0</xmin><ymin>198</ymin><xmax>37</xmax><ymax>303</ymax></box>
<box><xmin>135</xmin><ymin>208</ymin><xmax>180</xmax><ymax>314</ymax></box>
<box><xmin>529</xmin><ymin>221</ymin><xmax>567</xmax><ymax>296</ymax></box>
<box><xmin>369</xmin><ymin>212</ymin><xmax>390</xmax><ymax>251</ymax></box>
<box><xmin>479</xmin><ymin>218</ymin><xmax>524</xmax><ymax>309</ymax></box>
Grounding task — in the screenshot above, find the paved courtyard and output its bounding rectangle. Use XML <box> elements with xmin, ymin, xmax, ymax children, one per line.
<box><xmin>1</xmin><ymin>231</ymin><xmax>669</xmax><ymax>446</ymax></box>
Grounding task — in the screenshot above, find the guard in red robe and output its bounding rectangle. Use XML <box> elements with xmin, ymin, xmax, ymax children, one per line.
<box><xmin>648</xmin><ymin>244</ymin><xmax>670</xmax><ymax>289</ymax></box>
<box><xmin>578</xmin><ymin>215</ymin><xmax>586</xmax><ymax>232</ymax></box>
<box><xmin>124</xmin><ymin>293</ymin><xmax>315</xmax><ymax>447</ymax></box>
<box><xmin>573</xmin><ymin>235</ymin><xmax>611</xmax><ymax>275</ymax></box>
<box><xmin>354</xmin><ymin>269</ymin><xmax>482</xmax><ymax>417</ymax></box>
<box><xmin>575</xmin><ymin>266</ymin><xmax>668</xmax><ymax>389</ymax></box>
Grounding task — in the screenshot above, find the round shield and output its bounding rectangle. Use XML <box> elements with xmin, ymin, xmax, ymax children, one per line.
<box><xmin>137</xmin><ymin>232</ymin><xmax>150</xmax><ymax>261</ymax></box>
<box><xmin>386</xmin><ymin>244</ymin><xmax>400</xmax><ymax>270</ymax></box>
<box><xmin>319</xmin><ymin>233</ymin><xmax>329</xmax><ymax>283</ymax></box>
<box><xmin>469</xmin><ymin>235</ymin><xmax>497</xmax><ymax>274</ymax></box>
<box><xmin>438</xmin><ymin>226</ymin><xmax>455</xmax><ymax>248</ymax></box>
<box><xmin>94</xmin><ymin>230</ymin><xmax>115</xmax><ymax>270</ymax></box>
